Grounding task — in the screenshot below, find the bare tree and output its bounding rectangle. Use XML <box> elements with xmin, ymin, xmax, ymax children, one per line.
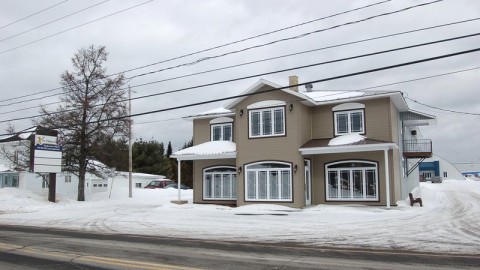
<box><xmin>37</xmin><ymin>45</ymin><xmax>128</xmax><ymax>201</ymax></box>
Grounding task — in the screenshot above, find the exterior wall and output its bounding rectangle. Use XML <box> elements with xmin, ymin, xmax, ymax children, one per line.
<box><xmin>18</xmin><ymin>172</ymin><xmax>79</xmax><ymax>199</ymax></box>
<box><xmin>311</xmin><ymin>98</ymin><xmax>393</xmax><ymax>141</ymax></box>
<box><xmin>310</xmin><ymin>150</ymin><xmax>398</xmax><ymax>206</ymax></box>
<box><xmin>193</xmin><ymin>118</ymin><xmax>213</xmax><ymax>145</ymax></box>
<box><xmin>0</xmin><ymin>172</ymin><xmax>19</xmax><ymax>188</ymax></box>
<box><xmin>233</xmin><ymin>86</ymin><xmax>311</xmax><ymax>208</ymax></box>
<box><xmin>193</xmin><ymin>159</ymin><xmax>237</xmax><ymax>205</ymax></box>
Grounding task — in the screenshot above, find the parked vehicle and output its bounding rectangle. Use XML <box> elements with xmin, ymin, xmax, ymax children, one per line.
<box><xmin>430</xmin><ymin>176</ymin><xmax>443</xmax><ymax>183</ymax></box>
<box><xmin>165</xmin><ymin>183</ymin><xmax>190</xmax><ymax>190</ymax></box>
<box><xmin>144</xmin><ymin>179</ymin><xmax>173</xmax><ymax>189</ymax></box>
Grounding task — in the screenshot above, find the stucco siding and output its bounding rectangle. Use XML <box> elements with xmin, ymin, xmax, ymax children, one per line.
<box><xmin>311</xmin><ymin>150</ymin><xmax>398</xmax><ymax>206</ymax></box>
<box><xmin>193</xmin><ymin>159</ymin><xmax>236</xmax><ymax>204</ymax></box>
<box><xmin>193</xmin><ymin>118</ymin><xmax>213</xmax><ymax>145</ymax></box>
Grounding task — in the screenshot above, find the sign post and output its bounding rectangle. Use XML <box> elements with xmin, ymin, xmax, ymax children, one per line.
<box><xmin>30</xmin><ymin>128</ymin><xmax>62</xmax><ymax>203</ymax></box>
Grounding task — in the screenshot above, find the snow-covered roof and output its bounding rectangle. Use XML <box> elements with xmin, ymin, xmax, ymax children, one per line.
<box><xmin>171</xmin><ymin>141</ymin><xmax>236</xmax><ymax>160</ymax></box>
<box><xmin>184</xmin><ymin>107</ymin><xmax>234</xmax><ymax>120</ymax></box>
<box><xmin>0</xmin><ymin>164</ymin><xmax>13</xmax><ymax>172</ymax></box>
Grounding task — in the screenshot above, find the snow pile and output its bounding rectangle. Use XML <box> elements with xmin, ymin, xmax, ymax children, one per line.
<box><xmin>328</xmin><ymin>134</ymin><xmax>366</xmax><ymax>146</ymax></box>
<box><xmin>1</xmin><ymin>180</ymin><xmax>479</xmax><ymax>254</ymax></box>
<box><xmin>0</xmin><ymin>164</ymin><xmax>12</xmax><ymax>172</ymax></box>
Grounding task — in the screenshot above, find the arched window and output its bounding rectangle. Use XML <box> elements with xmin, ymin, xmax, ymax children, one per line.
<box><xmin>203</xmin><ymin>167</ymin><xmax>236</xmax><ymax>200</ymax></box>
<box><xmin>325</xmin><ymin>161</ymin><xmax>378</xmax><ymax>201</ymax></box>
<box><xmin>245</xmin><ymin>162</ymin><xmax>292</xmax><ymax>201</ymax></box>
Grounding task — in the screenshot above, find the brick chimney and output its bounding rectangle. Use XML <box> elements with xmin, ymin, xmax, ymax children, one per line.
<box><xmin>289</xmin><ymin>75</ymin><xmax>298</xmax><ymax>92</ymax></box>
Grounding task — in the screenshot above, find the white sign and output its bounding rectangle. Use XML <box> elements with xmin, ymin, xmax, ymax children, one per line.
<box><xmin>33</xmin><ymin>135</ymin><xmax>62</xmax><ymax>173</ymax></box>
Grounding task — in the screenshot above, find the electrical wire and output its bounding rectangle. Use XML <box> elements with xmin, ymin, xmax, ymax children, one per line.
<box><xmin>0</xmin><ymin>0</ymin><xmax>69</xmax><ymax>31</ymax></box>
<box><xmin>0</xmin><ymin>0</ymin><xmax>154</xmax><ymax>55</ymax></box>
<box><xmin>0</xmin><ymin>20</ymin><xmax>480</xmax><ymax>110</ymax></box>
<box><xmin>1</xmin><ymin>45</ymin><xmax>479</xmax><ymax>127</ymax></box>
<box><xmin>1</xmin><ymin>31</ymin><xmax>475</xmax><ymax>116</ymax></box>
<box><xmin>0</xmin><ymin>0</ymin><xmax>109</xmax><ymax>43</ymax></box>
<box><xmin>4</xmin><ymin>2</ymin><xmax>473</xmax><ymax>106</ymax></box>
<box><xmin>108</xmin><ymin>0</ymin><xmax>394</xmax><ymax>76</ymax></box>
<box><xmin>124</xmin><ymin>0</ymin><xmax>444</xmax><ymax>79</ymax></box>
<box><xmin>406</xmin><ymin>97</ymin><xmax>480</xmax><ymax>116</ymax></box>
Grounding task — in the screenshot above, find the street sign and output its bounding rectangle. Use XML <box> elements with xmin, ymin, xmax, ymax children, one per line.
<box><xmin>31</xmin><ymin>134</ymin><xmax>62</xmax><ymax>173</ymax></box>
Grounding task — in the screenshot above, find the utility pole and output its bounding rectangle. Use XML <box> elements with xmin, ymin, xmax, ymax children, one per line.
<box><xmin>128</xmin><ymin>86</ymin><xmax>133</xmax><ymax>198</ymax></box>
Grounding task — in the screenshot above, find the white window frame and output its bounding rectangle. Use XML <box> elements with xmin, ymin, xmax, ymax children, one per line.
<box><xmin>64</xmin><ymin>174</ymin><xmax>72</xmax><ymax>183</ymax></box>
<box><xmin>211</xmin><ymin>123</ymin><xmax>233</xmax><ymax>141</ymax></box>
<box><xmin>203</xmin><ymin>166</ymin><xmax>237</xmax><ymax>200</ymax></box>
<box><xmin>248</xmin><ymin>107</ymin><xmax>285</xmax><ymax>138</ymax></box>
<box><xmin>245</xmin><ymin>161</ymin><xmax>292</xmax><ymax>202</ymax></box>
<box><xmin>334</xmin><ymin>109</ymin><xmax>365</xmax><ymax>136</ymax></box>
<box><xmin>325</xmin><ymin>160</ymin><xmax>378</xmax><ymax>201</ymax></box>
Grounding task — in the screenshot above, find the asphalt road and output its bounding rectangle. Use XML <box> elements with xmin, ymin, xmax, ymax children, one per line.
<box><xmin>0</xmin><ymin>225</ymin><xmax>478</xmax><ymax>270</ymax></box>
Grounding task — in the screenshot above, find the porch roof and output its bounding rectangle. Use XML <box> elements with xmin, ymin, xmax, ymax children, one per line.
<box><xmin>170</xmin><ymin>141</ymin><xmax>236</xmax><ymax>160</ymax></box>
<box><xmin>299</xmin><ymin>138</ymin><xmax>397</xmax><ymax>155</ymax></box>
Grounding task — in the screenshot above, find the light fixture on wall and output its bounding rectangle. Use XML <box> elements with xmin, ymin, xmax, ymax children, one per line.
<box><xmin>238</xmin><ymin>166</ymin><xmax>242</xmax><ymax>174</ymax></box>
<box><xmin>239</xmin><ymin>109</ymin><xmax>244</xmax><ymax>117</ymax></box>
<box><xmin>294</xmin><ymin>164</ymin><xmax>298</xmax><ymax>173</ymax></box>
<box><xmin>289</xmin><ymin>104</ymin><xmax>293</xmax><ymax>111</ymax></box>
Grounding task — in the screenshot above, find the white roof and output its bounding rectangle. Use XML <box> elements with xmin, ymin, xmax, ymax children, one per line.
<box><xmin>0</xmin><ymin>164</ymin><xmax>13</xmax><ymax>172</ymax></box>
<box><xmin>171</xmin><ymin>141</ymin><xmax>236</xmax><ymax>160</ymax></box>
<box><xmin>184</xmin><ymin>107</ymin><xmax>234</xmax><ymax>119</ymax></box>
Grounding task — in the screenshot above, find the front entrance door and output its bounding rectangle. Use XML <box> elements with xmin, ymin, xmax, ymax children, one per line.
<box><xmin>304</xmin><ymin>159</ymin><xmax>311</xmax><ymax>205</ymax></box>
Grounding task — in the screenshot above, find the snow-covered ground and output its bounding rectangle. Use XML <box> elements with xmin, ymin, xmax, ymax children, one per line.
<box><xmin>0</xmin><ymin>180</ymin><xmax>479</xmax><ymax>254</ymax></box>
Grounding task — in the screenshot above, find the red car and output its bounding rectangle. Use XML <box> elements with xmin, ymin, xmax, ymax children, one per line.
<box><xmin>144</xmin><ymin>179</ymin><xmax>173</xmax><ymax>189</ymax></box>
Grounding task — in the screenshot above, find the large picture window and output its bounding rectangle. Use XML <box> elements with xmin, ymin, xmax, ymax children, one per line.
<box><xmin>245</xmin><ymin>162</ymin><xmax>292</xmax><ymax>201</ymax></box>
<box><xmin>204</xmin><ymin>167</ymin><xmax>236</xmax><ymax>200</ymax></box>
<box><xmin>326</xmin><ymin>161</ymin><xmax>378</xmax><ymax>201</ymax></box>
<box><xmin>249</xmin><ymin>107</ymin><xmax>285</xmax><ymax>138</ymax></box>
<box><xmin>211</xmin><ymin>123</ymin><xmax>232</xmax><ymax>141</ymax></box>
<box><xmin>334</xmin><ymin>110</ymin><xmax>364</xmax><ymax>136</ymax></box>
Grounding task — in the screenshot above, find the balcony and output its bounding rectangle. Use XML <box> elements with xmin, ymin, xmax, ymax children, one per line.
<box><xmin>403</xmin><ymin>139</ymin><xmax>432</xmax><ymax>158</ymax></box>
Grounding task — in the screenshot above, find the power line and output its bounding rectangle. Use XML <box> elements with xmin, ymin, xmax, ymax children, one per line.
<box><xmin>109</xmin><ymin>0</ymin><xmax>393</xmax><ymax>76</ymax></box>
<box><xmin>0</xmin><ymin>0</ymin><xmax>69</xmax><ymax>31</ymax></box>
<box><xmin>124</xmin><ymin>0</ymin><xmax>444</xmax><ymax>79</ymax></box>
<box><xmin>0</xmin><ymin>0</ymin><xmax>154</xmax><ymax>56</ymax></box>
<box><xmin>0</xmin><ymin>0</ymin><xmax>109</xmax><ymax>43</ymax></box>
<box><xmin>1</xmin><ymin>1</ymin><xmax>466</xmax><ymax>106</ymax></box>
<box><xmin>4</xmin><ymin>14</ymin><xmax>478</xmax><ymax>110</ymax></box>
<box><xmin>1</xmin><ymin>45</ymin><xmax>480</xmax><ymax>126</ymax></box>
<box><xmin>5</xmin><ymin>30</ymin><xmax>480</xmax><ymax>110</ymax></box>
<box><xmin>406</xmin><ymin>97</ymin><xmax>480</xmax><ymax>116</ymax></box>
<box><xmin>2</xmin><ymin>31</ymin><xmax>478</xmax><ymax>116</ymax></box>
<box><xmin>0</xmin><ymin>0</ymin><xmax>390</xmax><ymax>105</ymax></box>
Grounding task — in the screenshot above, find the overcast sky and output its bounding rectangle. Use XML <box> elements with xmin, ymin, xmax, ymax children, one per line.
<box><xmin>0</xmin><ymin>0</ymin><xmax>479</xmax><ymax>163</ymax></box>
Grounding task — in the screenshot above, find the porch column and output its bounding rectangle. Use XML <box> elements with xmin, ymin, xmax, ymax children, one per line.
<box><xmin>177</xmin><ymin>159</ymin><xmax>181</xmax><ymax>201</ymax></box>
<box><xmin>384</xmin><ymin>149</ymin><xmax>391</xmax><ymax>209</ymax></box>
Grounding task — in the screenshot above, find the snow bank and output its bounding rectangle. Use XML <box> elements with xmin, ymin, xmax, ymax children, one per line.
<box><xmin>1</xmin><ymin>180</ymin><xmax>479</xmax><ymax>254</ymax></box>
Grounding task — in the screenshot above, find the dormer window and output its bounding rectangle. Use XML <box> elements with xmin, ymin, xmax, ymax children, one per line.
<box><xmin>247</xmin><ymin>100</ymin><xmax>286</xmax><ymax>138</ymax></box>
<box><xmin>210</xmin><ymin>117</ymin><xmax>233</xmax><ymax>141</ymax></box>
<box><xmin>333</xmin><ymin>103</ymin><xmax>365</xmax><ymax>136</ymax></box>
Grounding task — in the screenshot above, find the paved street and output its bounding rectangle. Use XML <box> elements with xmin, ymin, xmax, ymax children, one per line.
<box><xmin>0</xmin><ymin>225</ymin><xmax>478</xmax><ymax>270</ymax></box>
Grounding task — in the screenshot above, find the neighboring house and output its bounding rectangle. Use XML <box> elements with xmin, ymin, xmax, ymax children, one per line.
<box><xmin>0</xmin><ymin>164</ymin><xmax>19</xmax><ymax>188</ymax></box>
<box><xmin>172</xmin><ymin>76</ymin><xmax>436</xmax><ymax>208</ymax></box>
<box><xmin>419</xmin><ymin>155</ymin><xmax>465</xmax><ymax>181</ymax></box>
<box><xmin>453</xmin><ymin>162</ymin><xmax>480</xmax><ymax>180</ymax></box>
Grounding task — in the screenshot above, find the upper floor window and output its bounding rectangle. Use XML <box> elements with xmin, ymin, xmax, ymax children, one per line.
<box><xmin>332</xmin><ymin>103</ymin><xmax>365</xmax><ymax>136</ymax></box>
<box><xmin>249</xmin><ymin>107</ymin><xmax>285</xmax><ymax>138</ymax></box>
<box><xmin>211</xmin><ymin>123</ymin><xmax>232</xmax><ymax>141</ymax></box>
<box><xmin>210</xmin><ymin>117</ymin><xmax>233</xmax><ymax>141</ymax></box>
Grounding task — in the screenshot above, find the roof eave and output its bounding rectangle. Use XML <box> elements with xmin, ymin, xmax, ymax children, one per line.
<box><xmin>172</xmin><ymin>152</ymin><xmax>237</xmax><ymax>161</ymax></box>
<box><xmin>299</xmin><ymin>143</ymin><xmax>398</xmax><ymax>155</ymax></box>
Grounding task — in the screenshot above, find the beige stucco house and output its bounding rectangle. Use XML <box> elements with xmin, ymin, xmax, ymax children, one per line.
<box><xmin>172</xmin><ymin>77</ymin><xmax>435</xmax><ymax>208</ymax></box>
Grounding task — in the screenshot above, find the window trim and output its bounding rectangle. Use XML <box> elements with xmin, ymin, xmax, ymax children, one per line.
<box><xmin>244</xmin><ymin>161</ymin><xmax>293</xmax><ymax>202</ymax></box>
<box><xmin>325</xmin><ymin>160</ymin><xmax>379</xmax><ymax>202</ymax></box>
<box><xmin>210</xmin><ymin>122</ymin><xmax>233</xmax><ymax>141</ymax></box>
<box><xmin>203</xmin><ymin>166</ymin><xmax>237</xmax><ymax>201</ymax></box>
<box><xmin>248</xmin><ymin>106</ymin><xmax>286</xmax><ymax>139</ymax></box>
<box><xmin>333</xmin><ymin>109</ymin><xmax>365</xmax><ymax>136</ymax></box>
